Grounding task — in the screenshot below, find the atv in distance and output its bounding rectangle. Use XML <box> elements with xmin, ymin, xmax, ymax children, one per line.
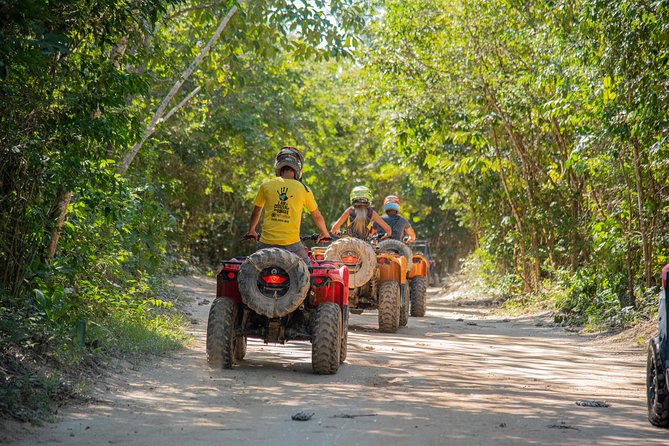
<box><xmin>409</xmin><ymin>239</ymin><xmax>440</xmax><ymax>286</ymax></box>
<box><xmin>206</xmin><ymin>235</ymin><xmax>349</xmax><ymax>375</ymax></box>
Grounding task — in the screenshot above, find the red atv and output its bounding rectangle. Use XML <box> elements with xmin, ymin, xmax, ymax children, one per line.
<box><xmin>206</xmin><ymin>235</ymin><xmax>349</xmax><ymax>374</ymax></box>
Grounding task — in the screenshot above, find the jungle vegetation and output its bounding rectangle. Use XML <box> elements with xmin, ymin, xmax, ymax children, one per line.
<box><xmin>2</xmin><ymin>0</ymin><xmax>669</xmax><ymax>420</ymax></box>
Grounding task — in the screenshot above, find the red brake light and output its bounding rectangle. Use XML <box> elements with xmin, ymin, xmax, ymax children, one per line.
<box><xmin>315</xmin><ymin>277</ymin><xmax>323</xmax><ymax>285</ymax></box>
<box><xmin>378</xmin><ymin>257</ymin><xmax>388</xmax><ymax>264</ymax></box>
<box><xmin>341</xmin><ymin>256</ymin><xmax>359</xmax><ymax>263</ymax></box>
<box><xmin>227</xmin><ymin>272</ymin><xmax>235</xmax><ymax>279</ymax></box>
<box><xmin>262</xmin><ymin>275</ymin><xmax>288</xmax><ymax>285</ymax></box>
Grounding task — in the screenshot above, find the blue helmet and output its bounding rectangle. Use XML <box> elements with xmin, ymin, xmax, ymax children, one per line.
<box><xmin>384</xmin><ymin>202</ymin><xmax>400</xmax><ymax>212</ymax></box>
<box><xmin>383</xmin><ymin>195</ymin><xmax>401</xmax><ymax>212</ymax></box>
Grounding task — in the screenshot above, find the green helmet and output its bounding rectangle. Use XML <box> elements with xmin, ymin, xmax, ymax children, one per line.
<box><xmin>350</xmin><ymin>185</ymin><xmax>372</xmax><ymax>205</ymax></box>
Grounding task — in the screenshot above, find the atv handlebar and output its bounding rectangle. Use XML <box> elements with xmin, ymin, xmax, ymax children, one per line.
<box><xmin>300</xmin><ymin>233</ymin><xmax>338</xmax><ymax>244</ymax></box>
<box><xmin>243</xmin><ymin>233</ymin><xmax>337</xmax><ymax>244</ymax></box>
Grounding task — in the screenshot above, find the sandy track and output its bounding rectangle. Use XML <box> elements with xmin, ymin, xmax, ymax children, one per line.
<box><xmin>2</xmin><ymin>276</ymin><xmax>664</xmax><ymax>445</ymax></box>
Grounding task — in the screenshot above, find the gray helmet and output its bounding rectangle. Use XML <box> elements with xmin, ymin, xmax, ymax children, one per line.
<box><xmin>274</xmin><ymin>146</ymin><xmax>304</xmax><ymax>180</ymax></box>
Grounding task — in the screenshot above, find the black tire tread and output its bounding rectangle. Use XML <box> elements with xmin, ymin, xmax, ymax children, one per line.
<box><xmin>378</xmin><ymin>281</ymin><xmax>400</xmax><ymax>333</ymax></box>
<box><xmin>234</xmin><ymin>336</ymin><xmax>247</xmax><ymax>361</ymax></box>
<box><xmin>340</xmin><ymin>307</ymin><xmax>349</xmax><ymax>363</ymax></box>
<box><xmin>647</xmin><ymin>343</ymin><xmax>669</xmax><ymax>426</ymax></box>
<box><xmin>410</xmin><ymin>276</ymin><xmax>428</xmax><ymax>317</ymax></box>
<box><xmin>399</xmin><ymin>284</ymin><xmax>409</xmax><ymax>327</ymax></box>
<box><xmin>312</xmin><ymin>302</ymin><xmax>342</xmax><ymax>374</ymax></box>
<box><xmin>206</xmin><ymin>297</ymin><xmax>236</xmax><ymax>369</ymax></box>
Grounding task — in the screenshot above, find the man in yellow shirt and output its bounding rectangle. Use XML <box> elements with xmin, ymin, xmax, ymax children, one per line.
<box><xmin>245</xmin><ymin>146</ymin><xmax>330</xmax><ymax>261</ymax></box>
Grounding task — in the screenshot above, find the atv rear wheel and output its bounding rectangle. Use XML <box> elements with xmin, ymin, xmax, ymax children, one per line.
<box><xmin>238</xmin><ymin>248</ymin><xmax>310</xmax><ymax>318</ymax></box>
<box><xmin>410</xmin><ymin>276</ymin><xmax>427</xmax><ymax>317</ymax></box>
<box><xmin>377</xmin><ymin>281</ymin><xmax>400</xmax><ymax>333</ymax></box>
<box><xmin>312</xmin><ymin>302</ymin><xmax>342</xmax><ymax>374</ymax></box>
<box><xmin>647</xmin><ymin>340</ymin><xmax>669</xmax><ymax>426</ymax></box>
<box><xmin>377</xmin><ymin>239</ymin><xmax>414</xmax><ymax>273</ymax></box>
<box><xmin>399</xmin><ymin>283</ymin><xmax>410</xmax><ymax>327</ymax></box>
<box><xmin>340</xmin><ymin>306</ymin><xmax>349</xmax><ymax>363</ymax></box>
<box><xmin>234</xmin><ymin>336</ymin><xmax>247</xmax><ymax>361</ymax></box>
<box><xmin>324</xmin><ymin>238</ymin><xmax>377</xmax><ymax>288</ymax></box>
<box><xmin>206</xmin><ymin>297</ymin><xmax>237</xmax><ymax>369</ymax></box>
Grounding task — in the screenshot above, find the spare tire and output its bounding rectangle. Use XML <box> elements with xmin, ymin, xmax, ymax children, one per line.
<box><xmin>238</xmin><ymin>248</ymin><xmax>310</xmax><ymax>318</ymax></box>
<box><xmin>377</xmin><ymin>239</ymin><xmax>413</xmax><ymax>273</ymax></box>
<box><xmin>324</xmin><ymin>238</ymin><xmax>377</xmax><ymax>288</ymax></box>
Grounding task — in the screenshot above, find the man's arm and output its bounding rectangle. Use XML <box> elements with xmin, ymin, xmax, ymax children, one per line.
<box><xmin>310</xmin><ymin>209</ymin><xmax>331</xmax><ymax>243</ymax></box>
<box><xmin>371</xmin><ymin>211</ymin><xmax>392</xmax><ymax>239</ymax></box>
<box><xmin>405</xmin><ymin>226</ymin><xmax>417</xmax><ymax>243</ymax></box>
<box><xmin>245</xmin><ymin>205</ymin><xmax>263</xmax><ymax>240</ymax></box>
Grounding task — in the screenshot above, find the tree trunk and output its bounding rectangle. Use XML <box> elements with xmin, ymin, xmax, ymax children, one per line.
<box><xmin>492</xmin><ymin>129</ymin><xmax>534</xmax><ymax>293</ymax></box>
<box><xmin>118</xmin><ymin>6</ymin><xmax>237</xmax><ymax>175</ymax></box>
<box><xmin>45</xmin><ymin>6</ymin><xmax>238</xmax><ymax>258</ymax></box>
<box><xmin>47</xmin><ymin>191</ymin><xmax>73</xmax><ymax>259</ymax></box>
<box><xmin>631</xmin><ymin>138</ymin><xmax>651</xmax><ymax>288</ymax></box>
<box><xmin>618</xmin><ymin>155</ymin><xmax>636</xmax><ymax>307</ymax></box>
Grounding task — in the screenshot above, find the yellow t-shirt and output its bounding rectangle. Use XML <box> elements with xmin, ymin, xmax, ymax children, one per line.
<box><xmin>253</xmin><ymin>177</ymin><xmax>318</xmax><ymax>245</ymax></box>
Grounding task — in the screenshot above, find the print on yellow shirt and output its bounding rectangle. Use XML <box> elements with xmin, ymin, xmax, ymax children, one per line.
<box><xmin>253</xmin><ymin>177</ymin><xmax>318</xmax><ymax>245</ymax></box>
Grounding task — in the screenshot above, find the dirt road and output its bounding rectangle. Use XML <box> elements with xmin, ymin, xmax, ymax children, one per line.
<box><xmin>3</xmin><ymin>276</ymin><xmax>665</xmax><ymax>445</ymax></box>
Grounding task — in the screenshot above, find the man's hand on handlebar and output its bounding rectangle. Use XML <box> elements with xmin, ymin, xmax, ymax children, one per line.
<box><xmin>316</xmin><ymin>232</ymin><xmax>331</xmax><ymax>244</ymax></box>
<box><xmin>244</xmin><ymin>231</ymin><xmax>259</xmax><ymax>241</ymax></box>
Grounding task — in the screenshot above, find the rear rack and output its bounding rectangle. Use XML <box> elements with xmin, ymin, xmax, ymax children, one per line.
<box><xmin>220</xmin><ymin>258</ymin><xmax>345</xmax><ymax>270</ymax></box>
<box><xmin>220</xmin><ymin>258</ymin><xmax>246</xmax><ymax>265</ymax></box>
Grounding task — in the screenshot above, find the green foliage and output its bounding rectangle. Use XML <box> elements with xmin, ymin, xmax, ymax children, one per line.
<box><xmin>359</xmin><ymin>0</ymin><xmax>669</xmax><ymax>327</ymax></box>
<box><xmin>7</xmin><ymin>0</ymin><xmax>669</xmax><ymax>423</ymax></box>
<box><xmin>0</xmin><ymin>352</ymin><xmax>75</xmax><ymax>422</ymax></box>
<box><xmin>1</xmin><ymin>0</ymin><xmax>376</xmax><ymax>422</ymax></box>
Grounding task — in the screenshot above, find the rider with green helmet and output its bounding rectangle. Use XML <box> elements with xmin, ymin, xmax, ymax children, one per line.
<box><xmin>331</xmin><ymin>185</ymin><xmax>392</xmax><ymax>240</ymax></box>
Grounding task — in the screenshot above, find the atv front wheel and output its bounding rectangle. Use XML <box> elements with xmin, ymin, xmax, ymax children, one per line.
<box><xmin>647</xmin><ymin>340</ymin><xmax>669</xmax><ymax>426</ymax></box>
<box><xmin>206</xmin><ymin>297</ymin><xmax>237</xmax><ymax>369</ymax></box>
<box><xmin>312</xmin><ymin>302</ymin><xmax>342</xmax><ymax>374</ymax></box>
<box><xmin>377</xmin><ymin>281</ymin><xmax>400</xmax><ymax>333</ymax></box>
<box><xmin>410</xmin><ymin>276</ymin><xmax>427</xmax><ymax>317</ymax></box>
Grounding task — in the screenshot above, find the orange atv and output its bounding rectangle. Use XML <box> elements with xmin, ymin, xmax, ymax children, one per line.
<box><xmin>372</xmin><ymin>239</ymin><xmax>430</xmax><ymax>318</ymax></box>
<box><xmin>313</xmin><ymin>237</ymin><xmax>407</xmax><ymax>333</ymax></box>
